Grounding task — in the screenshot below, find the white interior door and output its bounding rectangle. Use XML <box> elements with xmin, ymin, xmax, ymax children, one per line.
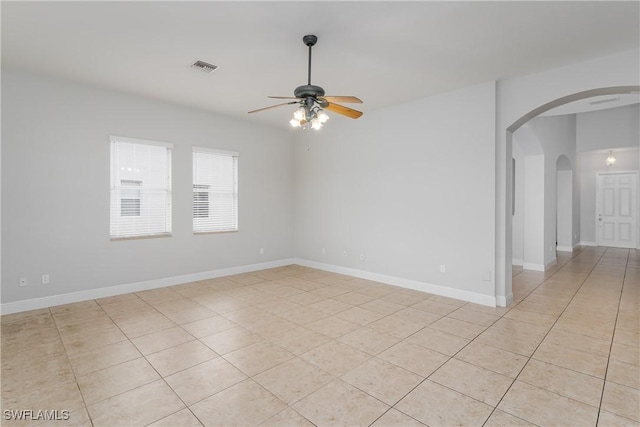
<box><xmin>596</xmin><ymin>172</ymin><xmax>637</xmax><ymax>248</ymax></box>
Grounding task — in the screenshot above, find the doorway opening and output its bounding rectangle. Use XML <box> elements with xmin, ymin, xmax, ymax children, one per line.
<box><xmin>503</xmin><ymin>85</ymin><xmax>640</xmax><ymax>306</ymax></box>
<box><xmin>596</xmin><ymin>171</ymin><xmax>638</xmax><ymax>248</ymax></box>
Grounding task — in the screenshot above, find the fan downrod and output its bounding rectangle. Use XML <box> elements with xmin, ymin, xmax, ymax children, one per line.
<box><xmin>296</xmin><ymin>36</ymin><xmax>325</xmax><ymax>100</ymax></box>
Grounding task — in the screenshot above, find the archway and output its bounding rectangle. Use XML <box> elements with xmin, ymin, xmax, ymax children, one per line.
<box><xmin>501</xmin><ymin>85</ymin><xmax>639</xmax><ymax>306</ymax></box>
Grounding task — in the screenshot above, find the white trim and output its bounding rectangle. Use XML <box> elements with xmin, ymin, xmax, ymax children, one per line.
<box><xmin>580</xmin><ymin>241</ymin><xmax>597</xmax><ymax>247</ymax></box>
<box><xmin>556</xmin><ymin>246</ymin><xmax>574</xmax><ymax>253</ymax></box>
<box><xmin>522</xmin><ymin>262</ymin><xmax>544</xmax><ymax>271</ymax></box>
<box><xmin>0</xmin><ymin>258</ymin><xmax>296</xmax><ymax>315</ymax></box>
<box><xmin>496</xmin><ymin>293</ymin><xmax>513</xmax><ymax>308</ymax></box>
<box><xmin>524</xmin><ymin>257</ymin><xmax>557</xmax><ymax>272</ymax></box>
<box><xmin>294</xmin><ymin>258</ymin><xmax>497</xmax><ymax>307</ymax></box>
<box><xmin>193</xmin><ymin>146</ymin><xmax>238</xmax><ymax>157</ymax></box>
<box><xmin>512</xmin><ymin>258</ymin><xmax>523</xmax><ymax>266</ymax></box>
<box><xmin>110</xmin><ymin>135</ymin><xmax>174</xmax><ymax>148</ymax></box>
<box><xmin>545</xmin><ymin>257</ymin><xmax>557</xmax><ymax>270</ymax></box>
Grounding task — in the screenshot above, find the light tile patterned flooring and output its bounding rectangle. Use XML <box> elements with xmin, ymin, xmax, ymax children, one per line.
<box><xmin>1</xmin><ymin>246</ymin><xmax>638</xmax><ymax>426</ymax></box>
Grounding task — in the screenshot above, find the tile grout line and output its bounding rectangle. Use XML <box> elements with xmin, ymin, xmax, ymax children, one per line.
<box><xmin>595</xmin><ymin>248</ymin><xmax>631</xmax><ymax>426</ymax></box>
<box><xmin>480</xmin><ymin>247</ymin><xmax>609</xmax><ymax>426</ymax></box>
<box><xmin>367</xmin><ymin>254</ymin><xmax>583</xmax><ymax>426</ymax></box>
<box><xmin>368</xmin><ymin>273</ymin><xmax>527</xmax><ymax>425</ymax></box>
<box><xmin>51</xmin><ymin>304</ymin><xmax>98</xmax><ymax>427</ymax></box>
<box><xmin>82</xmin><ymin>295</ymin><xmax>200</xmax><ymax>426</ymax></box>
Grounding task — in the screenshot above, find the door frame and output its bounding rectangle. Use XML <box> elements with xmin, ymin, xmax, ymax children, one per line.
<box><xmin>595</xmin><ymin>170</ymin><xmax>639</xmax><ymax>248</ymax></box>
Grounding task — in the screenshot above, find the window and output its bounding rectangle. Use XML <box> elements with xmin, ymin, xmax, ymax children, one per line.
<box><xmin>193</xmin><ymin>184</ymin><xmax>210</xmax><ymax>218</ymax></box>
<box><xmin>120</xmin><ymin>180</ymin><xmax>142</xmax><ymax>216</ymax></box>
<box><xmin>193</xmin><ymin>147</ymin><xmax>238</xmax><ymax>233</ymax></box>
<box><xmin>110</xmin><ymin>136</ymin><xmax>172</xmax><ymax>239</ymax></box>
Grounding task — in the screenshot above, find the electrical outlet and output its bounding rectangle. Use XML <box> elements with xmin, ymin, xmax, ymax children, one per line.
<box><xmin>19</xmin><ymin>277</ymin><xmax>27</xmax><ymax>287</ymax></box>
<box><xmin>322</xmin><ymin>248</ymin><xmax>326</xmax><ymax>255</ymax></box>
<box><xmin>42</xmin><ymin>274</ymin><xmax>50</xmax><ymax>284</ymax></box>
<box><xmin>259</xmin><ymin>248</ymin><xmax>264</xmax><ymax>255</ymax></box>
<box><xmin>359</xmin><ymin>253</ymin><xmax>365</xmax><ymax>261</ymax></box>
<box><xmin>440</xmin><ymin>265</ymin><xmax>446</xmax><ymax>273</ymax></box>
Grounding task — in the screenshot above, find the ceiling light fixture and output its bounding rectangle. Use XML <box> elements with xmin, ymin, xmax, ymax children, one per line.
<box><xmin>605</xmin><ymin>150</ymin><xmax>616</xmax><ymax>166</ymax></box>
<box><xmin>289</xmin><ymin>104</ymin><xmax>330</xmax><ymax>130</ymax></box>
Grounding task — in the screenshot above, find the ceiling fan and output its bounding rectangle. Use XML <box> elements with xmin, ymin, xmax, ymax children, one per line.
<box><xmin>248</xmin><ymin>34</ymin><xmax>363</xmax><ymax>129</ymax></box>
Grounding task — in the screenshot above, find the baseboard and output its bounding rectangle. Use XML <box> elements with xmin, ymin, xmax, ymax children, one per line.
<box><xmin>294</xmin><ymin>258</ymin><xmax>497</xmax><ymax>307</ymax></box>
<box><xmin>579</xmin><ymin>241</ymin><xmax>597</xmax><ymax>247</ymax></box>
<box><xmin>496</xmin><ymin>293</ymin><xmax>513</xmax><ymax>308</ymax></box>
<box><xmin>512</xmin><ymin>258</ymin><xmax>523</xmax><ymax>266</ymax></box>
<box><xmin>545</xmin><ymin>257</ymin><xmax>558</xmax><ymax>270</ymax></box>
<box><xmin>522</xmin><ymin>257</ymin><xmax>557</xmax><ymax>272</ymax></box>
<box><xmin>0</xmin><ymin>258</ymin><xmax>296</xmax><ymax>315</ymax></box>
<box><xmin>522</xmin><ymin>262</ymin><xmax>545</xmax><ymax>271</ymax></box>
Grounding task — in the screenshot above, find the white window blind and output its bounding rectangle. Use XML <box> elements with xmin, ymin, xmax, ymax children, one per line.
<box><xmin>110</xmin><ymin>137</ymin><xmax>172</xmax><ymax>239</ymax></box>
<box><xmin>193</xmin><ymin>147</ymin><xmax>238</xmax><ymax>233</ymax></box>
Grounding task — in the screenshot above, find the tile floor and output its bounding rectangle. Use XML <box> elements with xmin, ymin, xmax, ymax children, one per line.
<box><xmin>1</xmin><ymin>246</ymin><xmax>638</xmax><ymax>426</ymax></box>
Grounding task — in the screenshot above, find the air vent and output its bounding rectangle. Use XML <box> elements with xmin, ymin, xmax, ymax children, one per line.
<box><xmin>191</xmin><ymin>60</ymin><xmax>219</xmax><ymax>74</ymax></box>
<box><xmin>589</xmin><ymin>96</ymin><xmax>619</xmax><ymax>105</ymax></box>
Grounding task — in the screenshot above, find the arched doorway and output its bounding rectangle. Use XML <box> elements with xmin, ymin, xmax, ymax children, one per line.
<box><xmin>501</xmin><ymin>85</ymin><xmax>639</xmax><ymax>306</ymax></box>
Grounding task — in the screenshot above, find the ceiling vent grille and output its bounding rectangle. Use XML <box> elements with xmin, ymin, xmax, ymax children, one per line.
<box><xmin>191</xmin><ymin>60</ymin><xmax>219</xmax><ymax>74</ymax></box>
<box><xmin>589</xmin><ymin>96</ymin><xmax>619</xmax><ymax>105</ymax></box>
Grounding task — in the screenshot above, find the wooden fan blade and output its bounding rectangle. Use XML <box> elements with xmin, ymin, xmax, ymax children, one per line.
<box><xmin>320</xmin><ymin>96</ymin><xmax>363</xmax><ymax>104</ymax></box>
<box><xmin>248</xmin><ymin>101</ymin><xmax>298</xmax><ymax>114</ymax></box>
<box><xmin>325</xmin><ymin>102</ymin><xmax>363</xmax><ymax>119</ymax></box>
<box><xmin>268</xmin><ymin>96</ymin><xmax>301</xmax><ymax>100</ymax></box>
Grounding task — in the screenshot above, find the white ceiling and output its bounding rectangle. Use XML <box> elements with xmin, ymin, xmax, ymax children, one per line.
<box><xmin>2</xmin><ymin>1</ymin><xmax>639</xmax><ymax>128</ymax></box>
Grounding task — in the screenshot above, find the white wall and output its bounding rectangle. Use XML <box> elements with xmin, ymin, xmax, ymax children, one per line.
<box><xmin>1</xmin><ymin>70</ymin><xmax>295</xmax><ymax>305</ymax></box>
<box><xmin>523</xmin><ymin>155</ymin><xmax>545</xmax><ymax>269</ymax></box>
<box><xmin>294</xmin><ymin>81</ymin><xmax>497</xmax><ymax>304</ymax></box>
<box><xmin>556</xmin><ymin>169</ymin><xmax>573</xmax><ymax>250</ymax></box>
<box><xmin>577</xmin><ymin>104</ymin><xmax>639</xmax><ymax>152</ymax></box>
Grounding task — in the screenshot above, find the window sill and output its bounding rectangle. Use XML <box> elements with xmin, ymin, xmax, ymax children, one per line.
<box><xmin>110</xmin><ymin>233</ymin><xmax>172</xmax><ymax>241</ymax></box>
<box><xmin>193</xmin><ymin>230</ymin><xmax>238</xmax><ymax>235</ymax></box>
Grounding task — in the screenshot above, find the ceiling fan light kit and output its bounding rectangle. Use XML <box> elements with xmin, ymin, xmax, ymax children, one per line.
<box><xmin>249</xmin><ymin>34</ymin><xmax>363</xmax><ymax>130</ymax></box>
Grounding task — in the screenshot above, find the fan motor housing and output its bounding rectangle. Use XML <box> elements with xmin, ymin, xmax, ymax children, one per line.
<box><xmin>294</xmin><ymin>84</ymin><xmax>325</xmax><ymax>99</ymax></box>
